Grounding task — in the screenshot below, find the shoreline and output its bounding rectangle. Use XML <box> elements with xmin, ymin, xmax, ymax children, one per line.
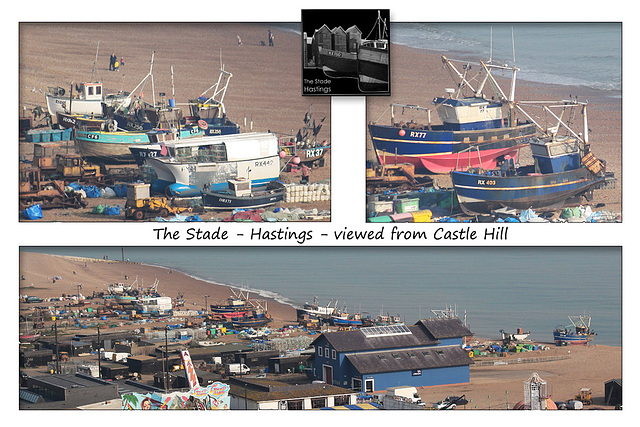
<box><xmin>19</xmin><ymin>251</ymin><xmax>621</xmax><ymax>347</ymax></box>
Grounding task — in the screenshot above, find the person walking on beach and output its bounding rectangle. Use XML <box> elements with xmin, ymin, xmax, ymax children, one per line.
<box><xmin>300</xmin><ymin>163</ymin><xmax>310</xmax><ymax>184</ymax></box>
<box><xmin>109</xmin><ymin>53</ymin><xmax>115</xmax><ymax>71</ymax></box>
<box><xmin>237</xmin><ymin>35</ymin><xmax>242</xmax><ymax>46</ymax></box>
<box><xmin>268</xmin><ymin>29</ymin><xmax>274</xmax><ymax>46</ymax></box>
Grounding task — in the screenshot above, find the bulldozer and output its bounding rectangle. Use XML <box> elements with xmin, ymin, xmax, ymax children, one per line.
<box><xmin>366</xmin><ymin>163</ymin><xmax>433</xmax><ymax>193</ymax></box>
<box><xmin>574</xmin><ymin>388</ymin><xmax>593</xmax><ymax>405</ymax></box>
<box><xmin>124</xmin><ymin>183</ymin><xmax>192</xmax><ymax>220</ymax></box>
<box><xmin>19</xmin><ymin>164</ymin><xmax>87</xmax><ymax>210</ymax></box>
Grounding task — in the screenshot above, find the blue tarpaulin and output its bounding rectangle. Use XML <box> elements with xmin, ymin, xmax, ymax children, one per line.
<box><xmin>23</xmin><ymin>204</ymin><xmax>43</xmax><ymax>220</ymax></box>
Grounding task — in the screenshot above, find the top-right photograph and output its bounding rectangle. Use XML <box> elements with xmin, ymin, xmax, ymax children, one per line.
<box><xmin>366</xmin><ymin>23</ymin><xmax>621</xmax><ymax>223</ymax></box>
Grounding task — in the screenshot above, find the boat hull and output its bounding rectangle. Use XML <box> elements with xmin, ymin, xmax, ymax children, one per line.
<box><xmin>553</xmin><ymin>331</ymin><xmax>592</xmax><ymax>345</ymax></box>
<box><xmin>357</xmin><ymin>45</ymin><xmax>389</xmax><ymax>92</ymax></box>
<box><xmin>369</xmin><ymin>122</ymin><xmax>537</xmax><ymax>173</ymax></box>
<box><xmin>202</xmin><ymin>185</ymin><xmax>285</xmax><ymax>210</ymax></box>
<box><xmin>451</xmin><ymin>167</ymin><xmax>604</xmax><ymax>215</ymax></box>
<box><xmin>147</xmin><ymin>155</ymin><xmax>281</xmax><ymax>191</ymax></box>
<box><xmin>318</xmin><ymin>47</ymin><xmax>358</xmax><ymax>77</ymax></box>
<box><xmin>331</xmin><ymin>317</ymin><xmax>363</xmax><ymax>327</ymax></box>
<box><xmin>75</xmin><ymin>129</ymin><xmax>150</xmax><ymax>163</ymax></box>
<box><xmin>56</xmin><ymin>112</ymin><xmax>106</xmax><ymax>129</ymax></box>
<box><xmin>46</xmin><ymin>94</ymin><xmax>103</xmax><ymax>116</ymax></box>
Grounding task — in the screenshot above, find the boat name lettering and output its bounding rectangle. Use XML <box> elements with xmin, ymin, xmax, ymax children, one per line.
<box><xmin>86</xmin><ymin>133</ymin><xmax>100</xmax><ymax>140</ymax></box>
<box><xmin>410</xmin><ymin>131</ymin><xmax>427</xmax><ymax>138</ymax></box>
<box><xmin>254</xmin><ymin>159</ymin><xmax>274</xmax><ymax>167</ymax></box>
<box><xmin>327</xmin><ymin>50</ymin><xmax>342</xmax><ymax>57</ymax></box>
<box><xmin>218</xmin><ymin>198</ymin><xmax>232</xmax><ymax>204</ymax></box>
<box><xmin>477</xmin><ymin>179</ymin><xmax>496</xmax><ymax>186</ymax></box>
<box><xmin>306</xmin><ymin>148</ymin><xmax>324</xmax><ymax>157</ymax></box>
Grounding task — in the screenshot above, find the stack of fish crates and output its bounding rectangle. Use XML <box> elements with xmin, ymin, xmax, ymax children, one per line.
<box><xmin>284</xmin><ymin>182</ymin><xmax>330</xmax><ymax>203</ymax></box>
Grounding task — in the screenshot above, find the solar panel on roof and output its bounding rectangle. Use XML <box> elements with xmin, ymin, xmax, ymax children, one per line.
<box><xmin>361</xmin><ymin>324</ymin><xmax>411</xmax><ymax>338</ymax></box>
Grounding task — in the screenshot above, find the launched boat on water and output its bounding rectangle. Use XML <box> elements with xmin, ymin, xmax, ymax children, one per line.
<box><xmin>369</xmin><ymin>55</ymin><xmax>537</xmax><ymax>173</ymax></box>
<box><xmin>554</xmin><ymin>315</ymin><xmax>595</xmax><ymax>345</ymax></box>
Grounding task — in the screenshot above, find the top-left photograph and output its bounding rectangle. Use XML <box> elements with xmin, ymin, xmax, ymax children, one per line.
<box><xmin>19</xmin><ymin>22</ymin><xmax>331</xmax><ymax>222</ymax></box>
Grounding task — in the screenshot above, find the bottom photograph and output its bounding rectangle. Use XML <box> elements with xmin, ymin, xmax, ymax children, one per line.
<box><xmin>18</xmin><ymin>247</ymin><xmax>621</xmax><ymax>410</ymax></box>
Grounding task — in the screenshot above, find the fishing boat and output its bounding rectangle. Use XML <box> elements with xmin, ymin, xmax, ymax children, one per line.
<box><xmin>145</xmin><ymin>132</ymin><xmax>281</xmax><ymax>194</ymax></box>
<box><xmin>56</xmin><ymin>111</ymin><xmax>108</xmax><ymax>130</ymax></box>
<box><xmin>331</xmin><ymin>309</ymin><xmax>363</xmax><ymax>327</ymax></box>
<box><xmin>46</xmin><ymin>82</ymin><xmax>130</xmax><ymax>117</ymax></box>
<box><xmin>202</xmin><ymin>178</ymin><xmax>285</xmax><ymax>210</ymax></box>
<box><xmin>369</xmin><ymin>55</ymin><xmax>537</xmax><ymax>173</ymax></box>
<box><xmin>296</xmin><ymin>296</ymin><xmax>338</xmax><ymax>322</ymax></box>
<box><xmin>231</xmin><ymin>310</ymin><xmax>272</xmax><ymax>328</ymax></box>
<box><xmin>19</xmin><ymin>333</ymin><xmax>41</xmax><ymax>343</ymax></box>
<box><xmin>182</xmin><ymin>66</ymin><xmax>240</xmax><ymax>137</ymax></box>
<box><xmin>209</xmin><ymin>288</ymin><xmax>254</xmax><ymax>314</ymax></box>
<box><xmin>357</xmin><ymin>11</ymin><xmax>389</xmax><ymax>92</ymax></box>
<box><xmin>553</xmin><ymin>315</ymin><xmax>595</xmax><ymax>345</ymax></box>
<box><xmin>75</xmin><ymin>102</ymin><xmax>204</xmax><ymax>164</ymax></box>
<box><xmin>500</xmin><ymin>327</ymin><xmax>530</xmax><ymax>343</ymax></box>
<box><xmin>278</xmin><ymin>106</ymin><xmax>330</xmax><ymax>168</ymax></box>
<box><xmin>451</xmin><ymin>100</ymin><xmax>611</xmax><ymax>215</ymax></box>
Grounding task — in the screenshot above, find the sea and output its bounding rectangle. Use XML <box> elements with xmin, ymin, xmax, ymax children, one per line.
<box><xmin>22</xmin><ymin>247</ymin><xmax>621</xmax><ymax>347</ymax></box>
<box><xmin>391</xmin><ymin>23</ymin><xmax>622</xmax><ymax>93</ymax></box>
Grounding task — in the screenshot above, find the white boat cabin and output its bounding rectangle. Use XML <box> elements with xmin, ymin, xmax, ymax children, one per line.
<box><xmin>228</xmin><ymin>177</ymin><xmax>252</xmax><ymax>197</ymax></box>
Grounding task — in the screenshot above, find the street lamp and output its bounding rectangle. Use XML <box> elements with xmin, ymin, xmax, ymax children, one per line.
<box><xmin>164</xmin><ymin>326</ymin><xmax>169</xmax><ymax>391</ymax></box>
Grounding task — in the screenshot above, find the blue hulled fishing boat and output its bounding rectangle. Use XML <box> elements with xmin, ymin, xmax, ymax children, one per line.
<box><xmin>554</xmin><ymin>315</ymin><xmax>595</xmax><ymax>345</ymax></box>
<box><xmin>451</xmin><ymin>100</ymin><xmax>612</xmax><ymax>215</ymax></box>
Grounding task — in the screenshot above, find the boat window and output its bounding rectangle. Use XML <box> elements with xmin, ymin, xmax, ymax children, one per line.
<box><xmin>176</xmin><ymin>147</ymin><xmax>192</xmax><ymax>159</ymax></box>
<box><xmin>96</xmin><ymin>86</ymin><xmax>101</xmax><ymax>95</ymax></box>
<box><xmin>87</xmin><ymin>86</ymin><xmax>93</xmax><ymax>96</ymax></box>
<box><xmin>197</xmin><ymin>144</ymin><xmax>227</xmax><ymax>162</ymax></box>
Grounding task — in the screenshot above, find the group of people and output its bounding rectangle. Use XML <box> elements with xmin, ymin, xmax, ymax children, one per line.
<box><xmin>109</xmin><ymin>53</ymin><xmax>123</xmax><ymax>71</ymax></box>
<box><xmin>237</xmin><ymin>30</ymin><xmax>274</xmax><ymax>47</ymax></box>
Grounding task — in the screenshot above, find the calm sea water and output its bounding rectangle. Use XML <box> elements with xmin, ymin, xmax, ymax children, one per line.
<box><xmin>22</xmin><ymin>247</ymin><xmax>621</xmax><ymax>346</ymax></box>
<box><xmin>392</xmin><ymin>23</ymin><xmax>622</xmax><ymax>92</ymax></box>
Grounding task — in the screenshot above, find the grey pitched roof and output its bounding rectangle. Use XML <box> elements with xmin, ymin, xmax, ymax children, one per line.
<box><xmin>345</xmin><ymin>345</ymin><xmax>473</xmax><ymax>375</ymax></box>
<box><xmin>415</xmin><ymin>318</ymin><xmax>473</xmax><ymax>339</ymax></box>
<box><xmin>313</xmin><ymin>325</ymin><xmax>439</xmax><ymax>352</ymax></box>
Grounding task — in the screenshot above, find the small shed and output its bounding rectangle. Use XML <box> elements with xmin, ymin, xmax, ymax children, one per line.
<box><xmin>345</xmin><ymin>25</ymin><xmax>362</xmax><ymax>53</ymax></box>
<box><xmin>604</xmin><ymin>378</ymin><xmax>622</xmax><ymax>407</ymax></box>
<box><xmin>331</xmin><ymin>26</ymin><xmax>348</xmax><ymax>52</ymax></box>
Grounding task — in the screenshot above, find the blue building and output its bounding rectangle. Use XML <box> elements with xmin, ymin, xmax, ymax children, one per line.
<box><xmin>310</xmin><ymin>318</ymin><xmax>473</xmax><ymax>393</ymax></box>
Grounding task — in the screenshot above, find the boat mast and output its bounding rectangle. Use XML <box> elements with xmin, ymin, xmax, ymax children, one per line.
<box><xmin>91</xmin><ymin>41</ymin><xmax>100</xmax><ymax>82</ymax></box>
